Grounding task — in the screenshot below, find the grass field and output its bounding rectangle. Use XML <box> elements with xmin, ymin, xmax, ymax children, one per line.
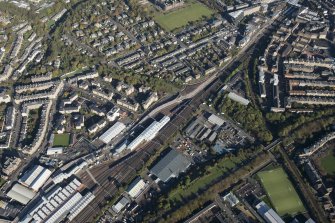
<box><xmin>258</xmin><ymin>167</ymin><xmax>305</xmax><ymax>216</ymax></box>
<box><xmin>53</xmin><ymin>133</ymin><xmax>70</xmax><ymax>147</ymax></box>
<box><xmin>0</xmin><ymin>178</ymin><xmax>6</xmax><ymax>188</ymax></box>
<box><xmin>154</xmin><ymin>1</ymin><xmax>214</xmax><ymax>32</ymax></box>
<box><xmin>168</xmin><ymin>156</ymin><xmax>242</xmax><ymax>202</ymax></box>
<box><xmin>320</xmin><ymin>151</ymin><xmax>335</xmax><ymax>175</ymax></box>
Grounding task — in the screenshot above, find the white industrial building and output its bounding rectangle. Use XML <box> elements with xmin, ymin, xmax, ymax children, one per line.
<box><xmin>6</xmin><ymin>183</ymin><xmax>36</xmax><ymax>205</ymax></box>
<box><xmin>47</xmin><ymin>147</ymin><xmax>63</xmax><ymax>155</ymax></box>
<box><xmin>208</xmin><ymin>114</ymin><xmax>224</xmax><ymax>126</ymax></box>
<box><xmin>228</xmin><ymin>92</ymin><xmax>250</xmax><ymax>106</ymax></box>
<box><xmin>19</xmin><ymin>178</ymin><xmax>95</xmax><ymax>223</ymax></box>
<box><xmin>19</xmin><ymin>165</ymin><xmax>52</xmax><ymax>191</ymax></box>
<box><xmin>127</xmin><ymin>116</ymin><xmax>170</xmax><ymax>151</ymax></box>
<box><xmin>112</xmin><ymin>196</ymin><xmax>130</xmax><ymax>214</ymax></box>
<box><xmin>127</xmin><ymin>177</ymin><xmax>147</xmax><ymax>199</ymax></box>
<box><xmin>256</xmin><ymin>201</ymin><xmax>285</xmax><ymax>223</ymax></box>
<box><xmin>52</xmin><ymin>161</ymin><xmax>87</xmax><ymax>184</ymax></box>
<box><xmin>99</xmin><ymin>121</ymin><xmax>126</xmax><ymax>144</ymax></box>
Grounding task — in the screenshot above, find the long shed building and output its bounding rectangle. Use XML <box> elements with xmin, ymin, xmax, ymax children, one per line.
<box><xmin>19</xmin><ymin>165</ymin><xmax>52</xmax><ymax>191</ymax></box>
<box><xmin>99</xmin><ymin>121</ymin><xmax>126</xmax><ymax>144</ymax></box>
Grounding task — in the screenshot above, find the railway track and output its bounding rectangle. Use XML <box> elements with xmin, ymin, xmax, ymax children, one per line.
<box><xmin>72</xmin><ymin>23</ymin><xmax>267</xmax><ymax>222</ymax></box>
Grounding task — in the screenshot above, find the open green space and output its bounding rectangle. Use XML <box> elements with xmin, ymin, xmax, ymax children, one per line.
<box><xmin>154</xmin><ymin>1</ymin><xmax>214</xmax><ymax>32</ymax></box>
<box><xmin>0</xmin><ymin>178</ymin><xmax>6</xmax><ymax>188</ymax></box>
<box><xmin>261</xmin><ymin>195</ymin><xmax>273</xmax><ymax>208</ymax></box>
<box><xmin>168</xmin><ymin>156</ymin><xmax>242</xmax><ymax>202</ymax></box>
<box><xmin>216</xmin><ymin>96</ymin><xmax>273</xmax><ymax>143</ymax></box>
<box><xmin>23</xmin><ymin>108</ymin><xmax>42</xmax><ymax>146</ymax></box>
<box><xmin>258</xmin><ymin>167</ymin><xmax>305</xmax><ymax>216</ymax></box>
<box><xmin>320</xmin><ymin>151</ymin><xmax>335</xmax><ymax>175</ymax></box>
<box><xmin>53</xmin><ymin>133</ymin><xmax>70</xmax><ymax>147</ymax></box>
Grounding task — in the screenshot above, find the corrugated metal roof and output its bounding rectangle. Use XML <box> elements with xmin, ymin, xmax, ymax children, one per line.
<box><xmin>112</xmin><ymin>196</ymin><xmax>130</xmax><ymax>213</ymax></box>
<box><xmin>99</xmin><ymin>122</ymin><xmax>126</xmax><ymax>144</ymax></box>
<box><xmin>228</xmin><ymin>92</ymin><xmax>250</xmax><ymax>105</ymax></box>
<box><xmin>19</xmin><ymin>165</ymin><xmax>52</xmax><ymax>191</ymax></box>
<box><xmin>128</xmin><ymin>116</ymin><xmax>170</xmax><ymax>150</ymax></box>
<box><xmin>47</xmin><ymin>147</ymin><xmax>63</xmax><ymax>155</ymax></box>
<box><xmin>7</xmin><ymin>183</ymin><xmax>36</xmax><ymax>204</ymax></box>
<box><xmin>208</xmin><ymin>114</ymin><xmax>224</xmax><ymax>126</ymax></box>
<box><xmin>127</xmin><ymin>177</ymin><xmax>146</xmax><ymax>198</ymax></box>
<box><xmin>150</xmin><ymin>149</ymin><xmax>191</xmax><ymax>182</ymax></box>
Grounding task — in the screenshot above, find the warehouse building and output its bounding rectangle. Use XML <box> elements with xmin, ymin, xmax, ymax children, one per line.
<box><xmin>19</xmin><ymin>178</ymin><xmax>95</xmax><ymax>223</ymax></box>
<box><xmin>127</xmin><ymin>177</ymin><xmax>147</xmax><ymax>199</ymax></box>
<box><xmin>6</xmin><ymin>183</ymin><xmax>36</xmax><ymax>205</ymax></box>
<box><xmin>128</xmin><ymin>116</ymin><xmax>170</xmax><ymax>151</ymax></box>
<box><xmin>46</xmin><ymin>147</ymin><xmax>63</xmax><ymax>155</ymax></box>
<box><xmin>150</xmin><ymin>148</ymin><xmax>192</xmax><ymax>183</ymax></box>
<box><xmin>99</xmin><ymin>121</ymin><xmax>126</xmax><ymax>144</ymax></box>
<box><xmin>52</xmin><ymin>160</ymin><xmax>87</xmax><ymax>184</ymax></box>
<box><xmin>112</xmin><ymin>196</ymin><xmax>130</xmax><ymax>214</ymax></box>
<box><xmin>256</xmin><ymin>201</ymin><xmax>285</xmax><ymax>223</ymax></box>
<box><xmin>208</xmin><ymin>114</ymin><xmax>224</xmax><ymax>126</ymax></box>
<box><xmin>19</xmin><ymin>165</ymin><xmax>52</xmax><ymax>191</ymax></box>
<box><xmin>228</xmin><ymin>92</ymin><xmax>250</xmax><ymax>105</ymax></box>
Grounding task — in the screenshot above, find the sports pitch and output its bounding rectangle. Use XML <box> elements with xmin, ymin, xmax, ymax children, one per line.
<box><xmin>320</xmin><ymin>152</ymin><xmax>335</xmax><ymax>175</ymax></box>
<box><xmin>53</xmin><ymin>133</ymin><xmax>70</xmax><ymax>147</ymax></box>
<box><xmin>154</xmin><ymin>2</ymin><xmax>214</xmax><ymax>32</ymax></box>
<box><xmin>258</xmin><ymin>167</ymin><xmax>305</xmax><ymax>216</ymax></box>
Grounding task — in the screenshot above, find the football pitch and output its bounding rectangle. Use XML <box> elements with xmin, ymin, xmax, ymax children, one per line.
<box><xmin>53</xmin><ymin>133</ymin><xmax>70</xmax><ymax>147</ymax></box>
<box><xmin>258</xmin><ymin>167</ymin><xmax>305</xmax><ymax>216</ymax></box>
<box><xmin>154</xmin><ymin>1</ymin><xmax>214</xmax><ymax>32</ymax></box>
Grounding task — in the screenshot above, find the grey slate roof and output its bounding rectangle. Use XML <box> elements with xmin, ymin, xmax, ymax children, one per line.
<box><xmin>150</xmin><ymin>149</ymin><xmax>191</xmax><ymax>182</ymax></box>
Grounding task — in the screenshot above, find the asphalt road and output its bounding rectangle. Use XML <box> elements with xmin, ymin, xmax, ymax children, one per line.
<box><xmin>140</xmin><ymin>12</ymin><xmax>283</xmax><ymax>124</ymax></box>
<box><xmin>70</xmin><ymin>10</ymin><xmax>289</xmax><ymax>221</ymax></box>
<box><xmin>4</xmin><ymin>5</ymin><xmax>289</xmax><ymax>222</ymax></box>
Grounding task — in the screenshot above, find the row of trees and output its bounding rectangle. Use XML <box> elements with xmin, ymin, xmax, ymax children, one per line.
<box><xmin>153</xmin><ymin>152</ymin><xmax>270</xmax><ymax>223</ymax></box>
<box><xmin>142</xmin><ymin>144</ymin><xmax>265</xmax><ymax>222</ymax></box>
<box><xmin>219</xmin><ymin>96</ymin><xmax>273</xmax><ymax>143</ymax></box>
<box><xmin>274</xmin><ymin>109</ymin><xmax>335</xmax><ymax>137</ymax></box>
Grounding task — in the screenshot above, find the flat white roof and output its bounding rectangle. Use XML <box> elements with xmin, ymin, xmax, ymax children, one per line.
<box><xmin>47</xmin><ymin>147</ymin><xmax>63</xmax><ymax>155</ymax></box>
<box><xmin>264</xmin><ymin>209</ymin><xmax>285</xmax><ymax>223</ymax></box>
<box><xmin>112</xmin><ymin>196</ymin><xmax>130</xmax><ymax>213</ymax></box>
<box><xmin>127</xmin><ymin>178</ymin><xmax>146</xmax><ymax>199</ymax></box>
<box><xmin>7</xmin><ymin>183</ymin><xmax>36</xmax><ymax>205</ymax></box>
<box><xmin>19</xmin><ymin>165</ymin><xmax>52</xmax><ymax>191</ymax></box>
<box><xmin>228</xmin><ymin>92</ymin><xmax>250</xmax><ymax>105</ymax></box>
<box><xmin>256</xmin><ymin>201</ymin><xmax>284</xmax><ymax>223</ymax></box>
<box><xmin>208</xmin><ymin>114</ymin><xmax>224</xmax><ymax>126</ymax></box>
<box><xmin>99</xmin><ymin>122</ymin><xmax>126</xmax><ymax>144</ymax></box>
